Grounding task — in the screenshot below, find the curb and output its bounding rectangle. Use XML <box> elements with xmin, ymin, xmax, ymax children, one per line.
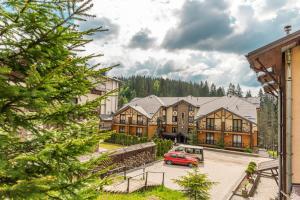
<box><xmin>203</xmin><ymin>147</ymin><xmax>260</xmax><ymax>157</ymax></box>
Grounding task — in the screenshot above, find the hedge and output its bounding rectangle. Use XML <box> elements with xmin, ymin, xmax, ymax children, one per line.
<box><xmin>104</xmin><ymin>133</ymin><xmax>148</xmax><ymax>146</ymax></box>
<box><xmin>153</xmin><ymin>138</ymin><xmax>173</xmax><ymax>157</ymax></box>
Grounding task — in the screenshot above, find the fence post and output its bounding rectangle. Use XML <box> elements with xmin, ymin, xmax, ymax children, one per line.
<box><xmin>143</xmin><ymin>164</ymin><xmax>145</xmax><ymax>180</ymax></box>
<box><xmin>124</xmin><ymin>167</ymin><xmax>127</xmax><ymax>180</ymax></box>
<box><xmin>162</xmin><ymin>172</ymin><xmax>165</xmax><ymax>186</ymax></box>
<box><xmin>145</xmin><ymin>172</ymin><xmax>148</xmax><ymax>187</ymax></box>
<box><xmin>127</xmin><ymin>178</ymin><xmax>130</xmax><ymax>193</ymax></box>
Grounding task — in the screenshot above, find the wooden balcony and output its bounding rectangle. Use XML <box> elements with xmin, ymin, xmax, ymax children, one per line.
<box><xmin>225</xmin><ymin>126</ymin><xmax>250</xmax><ymax>133</ymax></box>
<box><xmin>198</xmin><ymin>124</ymin><xmax>221</xmax><ymax>131</ymax></box>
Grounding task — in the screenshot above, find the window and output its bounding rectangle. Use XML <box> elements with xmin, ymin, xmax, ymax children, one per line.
<box><xmin>162</xmin><ymin>108</ymin><xmax>166</xmax><ymax>115</ymax></box>
<box><xmin>188</xmin><ymin>116</ymin><xmax>194</xmax><ymax>123</ymax></box>
<box><xmin>186</xmin><ymin>148</ymin><xmax>193</xmax><ymax>154</ymax></box>
<box><xmin>136</xmin><ymin>127</ymin><xmax>143</xmax><ymax>137</ymax></box>
<box><xmin>188</xmin><ymin>128</ymin><xmax>192</xmax><ymax>133</ymax></box>
<box><xmin>172</xmin><ymin>116</ymin><xmax>178</xmax><ymax>122</ymax></box>
<box><xmin>233</xmin><ymin>135</ymin><xmax>242</xmax><ymax>147</ymax></box>
<box><xmin>173</xmin><ymin>106</ymin><xmax>178</xmax><ymax>111</ymax></box>
<box><xmin>181</xmin><ymin>112</ymin><xmax>185</xmax><ymax>119</ymax></box>
<box><xmin>119</xmin><ymin>126</ymin><xmax>125</xmax><ymax>133</ymax></box>
<box><xmin>206</xmin><ymin>118</ymin><xmax>215</xmax><ymax>130</ymax></box>
<box><xmin>171</xmin><ymin>154</ymin><xmax>177</xmax><ymax>158</ymax></box>
<box><xmin>137</xmin><ymin>115</ymin><xmax>143</xmax><ymax>125</ymax></box>
<box><xmin>233</xmin><ymin>119</ymin><xmax>242</xmax><ymax>132</ymax></box>
<box><xmin>206</xmin><ymin>132</ymin><xmax>214</xmax><ymax>144</ymax></box>
<box><xmin>120</xmin><ymin>114</ymin><xmax>126</xmax><ymax>124</ymax></box>
<box><xmin>177</xmin><ymin>154</ymin><xmax>185</xmax><ymax>158</ymax></box>
<box><xmin>175</xmin><ymin>147</ymin><xmax>184</xmax><ymax>152</ymax></box>
<box><xmin>172</xmin><ymin>127</ymin><xmax>177</xmax><ymax>133</ymax></box>
<box><xmin>188</xmin><ymin>105</ymin><xmax>194</xmax><ymax>111</ymax></box>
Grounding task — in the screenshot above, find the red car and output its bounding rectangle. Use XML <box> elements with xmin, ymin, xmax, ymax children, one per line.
<box><xmin>164</xmin><ymin>151</ymin><xmax>198</xmax><ymax>167</ymax></box>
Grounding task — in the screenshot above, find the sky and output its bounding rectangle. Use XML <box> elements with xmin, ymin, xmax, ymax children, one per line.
<box><xmin>80</xmin><ymin>0</ymin><xmax>300</xmax><ymax>95</ymax></box>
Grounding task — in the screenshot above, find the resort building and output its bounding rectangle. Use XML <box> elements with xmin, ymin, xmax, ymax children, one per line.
<box><xmin>76</xmin><ymin>76</ymin><xmax>120</xmax><ymax>130</ymax></box>
<box><xmin>247</xmin><ymin>28</ymin><xmax>300</xmax><ymax>199</ymax></box>
<box><xmin>112</xmin><ymin>95</ymin><xmax>259</xmax><ymax>151</ymax></box>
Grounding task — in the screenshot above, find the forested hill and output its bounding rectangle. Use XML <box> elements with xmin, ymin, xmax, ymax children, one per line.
<box><xmin>118</xmin><ymin>76</ymin><xmax>252</xmax><ymax>105</ymax></box>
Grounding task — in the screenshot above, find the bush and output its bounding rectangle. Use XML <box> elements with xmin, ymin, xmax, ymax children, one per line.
<box><xmin>245</xmin><ymin>162</ymin><xmax>257</xmax><ymax>177</ymax></box>
<box><xmin>216</xmin><ymin>140</ymin><xmax>225</xmax><ymax>149</ymax></box>
<box><xmin>245</xmin><ymin>148</ymin><xmax>253</xmax><ymax>153</ymax></box>
<box><xmin>153</xmin><ymin>138</ymin><xmax>173</xmax><ymax>157</ymax></box>
<box><xmin>104</xmin><ymin>133</ymin><xmax>149</xmax><ymax>146</ymax></box>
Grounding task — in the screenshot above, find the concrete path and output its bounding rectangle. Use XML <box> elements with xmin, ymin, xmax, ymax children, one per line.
<box><xmin>127</xmin><ymin>149</ymin><xmax>270</xmax><ymax>200</ymax></box>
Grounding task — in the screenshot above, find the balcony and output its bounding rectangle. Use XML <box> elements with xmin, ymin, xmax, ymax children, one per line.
<box><xmin>225</xmin><ymin>126</ymin><xmax>250</xmax><ymax>133</ymax></box>
<box><xmin>120</xmin><ymin>119</ymin><xmax>126</xmax><ymax>124</ymax></box>
<box><xmin>199</xmin><ymin>124</ymin><xmax>221</xmax><ymax>131</ymax></box>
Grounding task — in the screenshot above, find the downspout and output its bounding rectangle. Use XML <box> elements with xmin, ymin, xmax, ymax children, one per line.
<box><xmin>285</xmin><ymin>48</ymin><xmax>292</xmax><ymax>194</ymax></box>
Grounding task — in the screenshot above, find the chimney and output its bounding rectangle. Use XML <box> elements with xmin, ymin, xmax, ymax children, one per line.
<box><xmin>284</xmin><ymin>25</ymin><xmax>292</xmax><ymax>35</ymax></box>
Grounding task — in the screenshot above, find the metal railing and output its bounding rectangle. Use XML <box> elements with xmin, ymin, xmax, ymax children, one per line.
<box><xmin>225</xmin><ymin>126</ymin><xmax>250</xmax><ymax>133</ymax></box>
<box><xmin>198</xmin><ymin>124</ymin><xmax>221</xmax><ymax>131</ymax></box>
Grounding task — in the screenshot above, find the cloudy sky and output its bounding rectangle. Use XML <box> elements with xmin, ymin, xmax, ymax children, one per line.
<box><xmin>81</xmin><ymin>0</ymin><xmax>300</xmax><ymax>95</ymax></box>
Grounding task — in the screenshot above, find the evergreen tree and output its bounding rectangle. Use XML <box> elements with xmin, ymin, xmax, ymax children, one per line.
<box><xmin>209</xmin><ymin>83</ymin><xmax>217</xmax><ymax>96</ymax></box>
<box><xmin>227</xmin><ymin>83</ymin><xmax>236</xmax><ymax>96</ymax></box>
<box><xmin>245</xmin><ymin>90</ymin><xmax>252</xmax><ymax>97</ymax></box>
<box><xmin>235</xmin><ymin>84</ymin><xmax>243</xmax><ymax>97</ymax></box>
<box><xmin>0</xmin><ymin>1</ymin><xmax>113</xmax><ymax>199</ymax></box>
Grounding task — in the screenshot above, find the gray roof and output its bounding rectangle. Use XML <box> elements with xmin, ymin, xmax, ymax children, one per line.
<box><xmin>99</xmin><ymin>114</ymin><xmax>113</xmax><ymax>121</ymax></box>
<box><xmin>118</xmin><ymin>95</ymin><xmax>259</xmax><ymax>123</ymax></box>
<box><xmin>195</xmin><ymin>96</ymin><xmax>258</xmax><ymax>123</ymax></box>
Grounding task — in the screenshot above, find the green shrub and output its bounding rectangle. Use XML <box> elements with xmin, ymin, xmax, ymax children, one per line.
<box><xmin>245</xmin><ymin>148</ymin><xmax>253</xmax><ymax>153</ymax></box>
<box><xmin>104</xmin><ymin>133</ymin><xmax>149</xmax><ymax>146</ymax></box>
<box><xmin>153</xmin><ymin>138</ymin><xmax>173</xmax><ymax>157</ymax></box>
<box><xmin>216</xmin><ymin>140</ymin><xmax>225</xmax><ymax>149</ymax></box>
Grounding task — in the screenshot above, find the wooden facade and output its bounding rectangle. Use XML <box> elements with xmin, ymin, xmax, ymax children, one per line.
<box><xmin>112</xmin><ymin>97</ymin><xmax>259</xmax><ymax>152</ymax></box>
<box><xmin>197</xmin><ymin>108</ymin><xmax>258</xmax><ymax>150</ymax></box>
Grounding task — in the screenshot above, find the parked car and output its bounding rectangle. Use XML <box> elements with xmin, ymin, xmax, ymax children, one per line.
<box><xmin>173</xmin><ymin>144</ymin><xmax>204</xmax><ymax>162</ymax></box>
<box><xmin>164</xmin><ymin>151</ymin><xmax>198</xmax><ymax>167</ymax></box>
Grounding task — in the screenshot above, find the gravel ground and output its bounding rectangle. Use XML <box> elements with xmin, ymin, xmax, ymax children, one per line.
<box><xmin>127</xmin><ymin>149</ymin><xmax>270</xmax><ymax>200</ymax></box>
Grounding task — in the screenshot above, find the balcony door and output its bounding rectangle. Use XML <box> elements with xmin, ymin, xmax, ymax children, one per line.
<box><xmin>233</xmin><ymin>119</ymin><xmax>242</xmax><ymax>132</ymax></box>
<box><xmin>206</xmin><ymin>118</ymin><xmax>215</xmax><ymax>130</ymax></box>
<box><xmin>233</xmin><ymin>135</ymin><xmax>242</xmax><ymax>147</ymax></box>
<box><xmin>206</xmin><ymin>132</ymin><xmax>214</xmax><ymax>144</ymax></box>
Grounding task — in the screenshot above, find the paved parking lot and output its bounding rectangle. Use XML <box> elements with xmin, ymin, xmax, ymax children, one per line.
<box><xmin>127</xmin><ymin>150</ymin><xmax>271</xmax><ymax>200</ymax></box>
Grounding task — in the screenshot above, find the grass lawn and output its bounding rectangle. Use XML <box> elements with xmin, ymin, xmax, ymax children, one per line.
<box><xmin>97</xmin><ymin>186</ymin><xmax>187</xmax><ymax>200</ymax></box>
<box><xmin>98</xmin><ymin>142</ymin><xmax>125</xmax><ymax>150</ymax></box>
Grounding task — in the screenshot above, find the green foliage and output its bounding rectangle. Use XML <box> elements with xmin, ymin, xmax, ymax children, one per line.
<box><xmin>118</xmin><ymin>76</ymin><xmax>226</xmax><ymax>106</ymax></box>
<box><xmin>98</xmin><ymin>186</ymin><xmax>187</xmax><ymax>200</ymax></box>
<box><xmin>257</xmin><ymin>91</ymin><xmax>278</xmax><ymax>149</ymax></box>
<box><xmin>174</xmin><ymin>168</ymin><xmax>216</xmax><ymax>200</ymax></box>
<box><xmin>153</xmin><ymin>138</ymin><xmax>173</xmax><ymax>157</ymax></box>
<box><xmin>245</xmin><ymin>148</ymin><xmax>253</xmax><ymax>153</ymax></box>
<box><xmin>188</xmin><ymin>130</ymin><xmax>199</xmax><ymax>146</ymax></box>
<box><xmin>245</xmin><ymin>162</ymin><xmax>257</xmax><ymax>176</ymax></box>
<box><xmin>105</xmin><ymin>133</ymin><xmax>148</xmax><ymax>146</ymax></box>
<box><xmin>0</xmin><ymin>1</ymin><xmax>115</xmax><ymax>199</ymax></box>
<box><xmin>216</xmin><ymin>140</ymin><xmax>225</xmax><ymax>149</ymax></box>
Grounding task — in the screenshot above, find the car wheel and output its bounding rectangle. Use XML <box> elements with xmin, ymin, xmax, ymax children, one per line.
<box><xmin>166</xmin><ymin>160</ymin><xmax>172</xmax><ymax>165</ymax></box>
<box><xmin>188</xmin><ymin>163</ymin><xmax>194</xmax><ymax>168</ymax></box>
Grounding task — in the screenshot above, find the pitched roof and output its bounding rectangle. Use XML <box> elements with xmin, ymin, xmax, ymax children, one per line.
<box><xmin>117</xmin><ymin>95</ymin><xmax>259</xmax><ymax>123</ymax></box>
<box><xmin>195</xmin><ymin>96</ymin><xmax>258</xmax><ymax>123</ymax></box>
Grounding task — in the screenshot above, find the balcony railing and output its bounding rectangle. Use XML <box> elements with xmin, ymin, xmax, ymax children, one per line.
<box><xmin>225</xmin><ymin>126</ymin><xmax>250</xmax><ymax>133</ymax></box>
<box><xmin>120</xmin><ymin>119</ymin><xmax>126</xmax><ymax>124</ymax></box>
<box><xmin>199</xmin><ymin>124</ymin><xmax>221</xmax><ymax>131</ymax></box>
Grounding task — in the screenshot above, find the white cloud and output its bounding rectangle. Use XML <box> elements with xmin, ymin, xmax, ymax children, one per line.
<box><xmin>79</xmin><ymin>0</ymin><xmax>300</xmax><ymax>96</ymax></box>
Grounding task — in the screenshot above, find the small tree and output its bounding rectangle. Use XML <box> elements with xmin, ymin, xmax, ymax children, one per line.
<box><xmin>174</xmin><ymin>168</ymin><xmax>216</xmax><ymax>200</ymax></box>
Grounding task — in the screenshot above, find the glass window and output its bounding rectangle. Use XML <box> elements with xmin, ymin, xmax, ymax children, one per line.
<box><xmin>119</xmin><ymin>126</ymin><xmax>125</xmax><ymax>133</ymax></box>
<box><xmin>206</xmin><ymin>118</ymin><xmax>215</xmax><ymax>130</ymax></box>
<box><xmin>120</xmin><ymin>114</ymin><xmax>126</xmax><ymax>124</ymax></box>
<box><xmin>194</xmin><ymin>149</ymin><xmax>201</xmax><ymax>154</ymax></box>
<box><xmin>233</xmin><ymin>119</ymin><xmax>242</xmax><ymax>132</ymax></box>
<box><xmin>177</xmin><ymin>154</ymin><xmax>185</xmax><ymax>158</ymax></box>
<box><xmin>233</xmin><ymin>135</ymin><xmax>242</xmax><ymax>147</ymax></box>
<box><xmin>181</xmin><ymin>112</ymin><xmax>185</xmax><ymax>119</ymax></box>
<box><xmin>189</xmin><ymin>105</ymin><xmax>194</xmax><ymax>111</ymax></box>
<box><xmin>136</xmin><ymin>127</ymin><xmax>143</xmax><ymax>137</ymax></box>
<box><xmin>186</xmin><ymin>148</ymin><xmax>193</xmax><ymax>154</ymax></box>
<box><xmin>175</xmin><ymin>147</ymin><xmax>184</xmax><ymax>152</ymax></box>
<box><xmin>189</xmin><ymin>116</ymin><xmax>194</xmax><ymax>123</ymax></box>
<box><xmin>172</xmin><ymin>127</ymin><xmax>177</xmax><ymax>133</ymax></box>
<box><xmin>172</xmin><ymin>116</ymin><xmax>178</xmax><ymax>122</ymax></box>
<box><xmin>206</xmin><ymin>132</ymin><xmax>214</xmax><ymax>144</ymax></box>
<box><xmin>171</xmin><ymin>154</ymin><xmax>177</xmax><ymax>158</ymax></box>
